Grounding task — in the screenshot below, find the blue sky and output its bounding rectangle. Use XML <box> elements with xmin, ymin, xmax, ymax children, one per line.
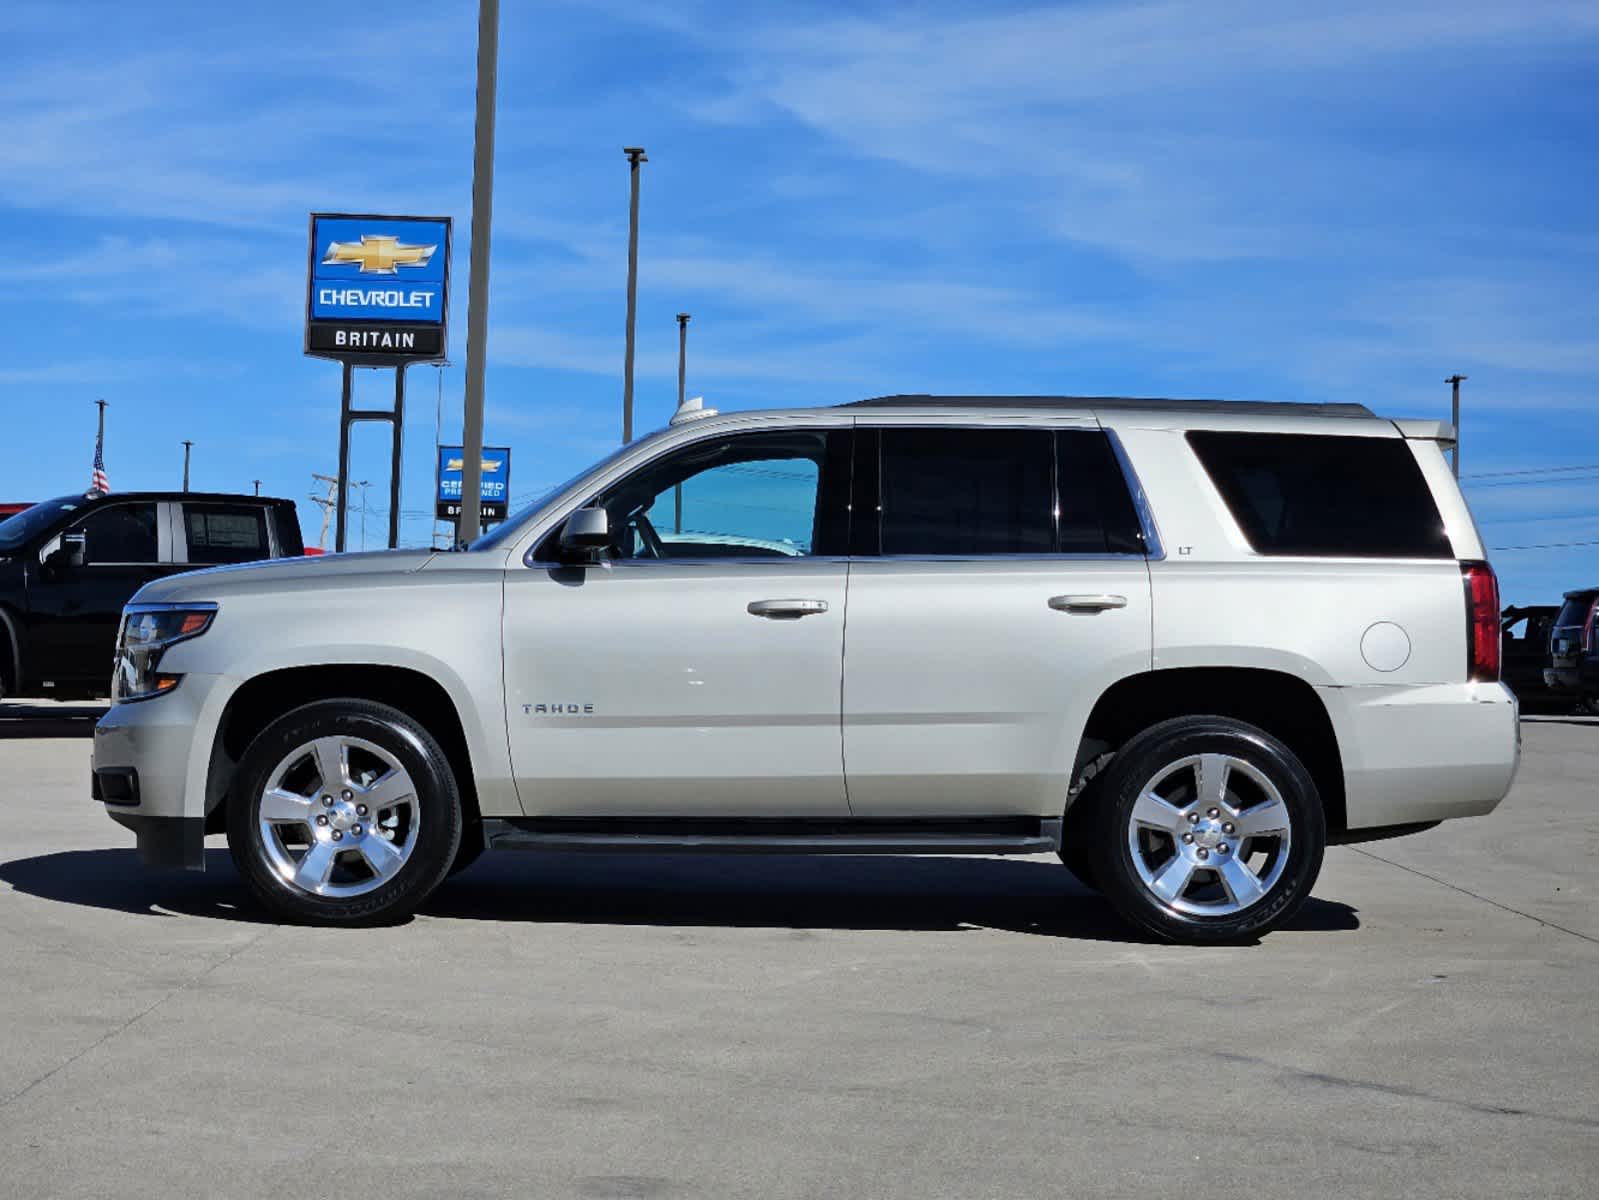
<box><xmin>3</xmin><ymin>0</ymin><xmax>1597</xmax><ymax>603</ymax></box>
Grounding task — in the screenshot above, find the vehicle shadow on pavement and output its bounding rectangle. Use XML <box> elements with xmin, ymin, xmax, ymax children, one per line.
<box><xmin>429</xmin><ymin>853</ymin><xmax>1360</xmax><ymax>944</ymax></box>
<box><xmin>0</xmin><ymin>848</ymin><xmax>1360</xmax><ymax>944</ymax></box>
<box><xmin>0</xmin><ymin>703</ymin><xmax>106</xmax><ymax>739</ymax></box>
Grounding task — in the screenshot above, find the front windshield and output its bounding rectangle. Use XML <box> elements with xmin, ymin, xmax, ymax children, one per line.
<box><xmin>0</xmin><ymin>496</ymin><xmax>84</xmax><ymax>552</ymax></box>
<box><xmin>467</xmin><ymin>435</ymin><xmax>661</xmax><ymax>552</ymax></box>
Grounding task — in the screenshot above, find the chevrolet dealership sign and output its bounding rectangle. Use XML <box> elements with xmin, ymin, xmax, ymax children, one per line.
<box><xmin>305</xmin><ymin>213</ymin><xmax>451</xmax><ymax>362</ymax></box>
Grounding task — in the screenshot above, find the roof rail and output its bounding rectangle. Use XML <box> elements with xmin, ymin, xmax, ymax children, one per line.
<box><xmin>842</xmin><ymin>394</ymin><xmax>1376</xmax><ymax>418</ymax></box>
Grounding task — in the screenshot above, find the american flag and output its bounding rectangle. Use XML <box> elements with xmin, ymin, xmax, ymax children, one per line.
<box><xmin>91</xmin><ymin>431</ymin><xmax>110</xmax><ymax>494</ymax></box>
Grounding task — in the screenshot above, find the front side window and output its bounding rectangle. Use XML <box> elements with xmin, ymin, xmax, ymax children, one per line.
<box><xmin>541</xmin><ymin>430</ymin><xmax>849</xmax><ymax>561</ymax></box>
<box><xmin>185</xmin><ymin>505</ymin><xmax>269</xmax><ymax>565</ymax></box>
<box><xmin>76</xmin><ymin>503</ymin><xmax>159</xmax><ymax>565</ymax></box>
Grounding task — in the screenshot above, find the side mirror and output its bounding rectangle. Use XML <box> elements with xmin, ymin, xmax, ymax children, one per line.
<box><xmin>61</xmin><ymin>532</ymin><xmax>87</xmax><ymax>569</ymax></box>
<box><xmin>39</xmin><ymin>532</ymin><xmax>86</xmax><ymax>571</ymax></box>
<box><xmin>559</xmin><ymin>507</ymin><xmax>610</xmax><ymax>559</ymax></box>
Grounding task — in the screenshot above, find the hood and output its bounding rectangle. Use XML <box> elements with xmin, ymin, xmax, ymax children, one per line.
<box><xmin>132</xmin><ymin>549</ymin><xmax>437</xmax><ymax>603</ymax></box>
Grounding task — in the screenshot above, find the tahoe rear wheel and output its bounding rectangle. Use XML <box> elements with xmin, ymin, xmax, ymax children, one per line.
<box><xmin>1092</xmin><ymin>716</ymin><xmax>1325</xmax><ymax>944</ymax></box>
<box><xmin>227</xmin><ymin>699</ymin><xmax>462</xmax><ymax>926</ymax></box>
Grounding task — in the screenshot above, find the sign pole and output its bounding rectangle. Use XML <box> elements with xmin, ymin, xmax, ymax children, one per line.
<box><xmin>388</xmin><ymin>366</ymin><xmax>406</xmax><ymax>549</ymax></box>
<box><xmin>336</xmin><ymin>361</ymin><xmax>353</xmax><ymax>553</ymax></box>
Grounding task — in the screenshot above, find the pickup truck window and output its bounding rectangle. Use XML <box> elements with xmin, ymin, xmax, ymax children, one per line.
<box><xmin>185</xmin><ymin>504</ymin><xmax>269</xmax><ymax>565</ymax></box>
<box><xmin>0</xmin><ymin>495</ymin><xmax>82</xmax><ymax>551</ymax></box>
<box><xmin>77</xmin><ymin>503</ymin><xmax>159</xmax><ymax>564</ymax></box>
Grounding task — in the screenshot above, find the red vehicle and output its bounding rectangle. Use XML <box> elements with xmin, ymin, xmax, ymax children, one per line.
<box><xmin>0</xmin><ymin>503</ymin><xmax>32</xmax><ymax>519</ymax></box>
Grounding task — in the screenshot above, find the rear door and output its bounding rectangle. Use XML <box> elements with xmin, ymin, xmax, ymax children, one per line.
<box><xmin>841</xmin><ymin>422</ymin><xmax>1154</xmax><ymax>816</ymax></box>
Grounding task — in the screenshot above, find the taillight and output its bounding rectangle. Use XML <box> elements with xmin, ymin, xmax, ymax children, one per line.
<box><xmin>1462</xmin><ymin>562</ymin><xmax>1500</xmax><ymax>682</ymax></box>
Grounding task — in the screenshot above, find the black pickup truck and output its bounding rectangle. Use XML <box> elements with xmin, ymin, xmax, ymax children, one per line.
<box><xmin>0</xmin><ymin>491</ymin><xmax>303</xmax><ymax>699</ymax></box>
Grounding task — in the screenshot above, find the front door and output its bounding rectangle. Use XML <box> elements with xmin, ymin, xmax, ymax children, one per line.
<box><xmin>24</xmin><ymin>500</ymin><xmax>175</xmax><ymax>690</ymax></box>
<box><xmin>842</xmin><ymin>424</ymin><xmax>1154</xmax><ymax>816</ymax></box>
<box><xmin>503</xmin><ymin>426</ymin><xmax>854</xmax><ymax>817</ymax></box>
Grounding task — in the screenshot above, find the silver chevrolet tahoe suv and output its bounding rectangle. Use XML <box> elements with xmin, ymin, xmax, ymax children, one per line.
<box><xmin>94</xmin><ymin>396</ymin><xmax>1520</xmax><ymax>942</ymax></box>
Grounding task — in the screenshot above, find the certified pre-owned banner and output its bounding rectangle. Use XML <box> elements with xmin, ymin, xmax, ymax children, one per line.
<box><xmin>437</xmin><ymin>445</ymin><xmax>511</xmax><ymax>522</ymax></box>
<box><xmin>305</xmin><ymin>213</ymin><xmax>451</xmax><ymax>362</ymax></box>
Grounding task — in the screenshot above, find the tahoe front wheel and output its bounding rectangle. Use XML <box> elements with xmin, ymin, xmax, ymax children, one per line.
<box><xmin>227</xmin><ymin>699</ymin><xmax>462</xmax><ymax>926</ymax></box>
<box><xmin>1093</xmin><ymin>716</ymin><xmax>1326</xmax><ymax>944</ymax></box>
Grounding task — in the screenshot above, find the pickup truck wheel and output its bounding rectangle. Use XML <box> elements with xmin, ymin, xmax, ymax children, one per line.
<box><xmin>1092</xmin><ymin>716</ymin><xmax>1325</xmax><ymax>944</ymax></box>
<box><xmin>227</xmin><ymin>700</ymin><xmax>462</xmax><ymax>926</ymax></box>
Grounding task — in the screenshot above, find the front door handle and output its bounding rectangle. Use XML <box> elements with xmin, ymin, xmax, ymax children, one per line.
<box><xmin>748</xmin><ymin>599</ymin><xmax>829</xmax><ymax>619</ymax></box>
<box><xmin>1049</xmin><ymin>593</ymin><xmax>1128</xmax><ymax>613</ymax></box>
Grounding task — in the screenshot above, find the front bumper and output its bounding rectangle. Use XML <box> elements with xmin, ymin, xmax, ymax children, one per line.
<box><xmin>93</xmin><ymin>673</ymin><xmax>226</xmax><ymax>870</ymax></box>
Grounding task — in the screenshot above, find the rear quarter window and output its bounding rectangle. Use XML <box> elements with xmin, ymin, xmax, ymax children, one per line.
<box><xmin>1187</xmin><ymin>431</ymin><xmax>1452</xmax><ymax>559</ymax></box>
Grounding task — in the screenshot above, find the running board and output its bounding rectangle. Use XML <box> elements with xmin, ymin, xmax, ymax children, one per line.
<box><xmin>483</xmin><ymin>817</ymin><xmax>1061</xmax><ymax>856</ymax></box>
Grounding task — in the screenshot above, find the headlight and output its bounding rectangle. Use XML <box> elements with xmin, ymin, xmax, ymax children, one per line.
<box><xmin>112</xmin><ymin>603</ymin><xmax>218</xmax><ymax>703</ymax></box>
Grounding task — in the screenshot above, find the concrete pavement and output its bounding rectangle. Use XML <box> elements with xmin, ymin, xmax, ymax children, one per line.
<box><xmin>0</xmin><ymin>705</ymin><xmax>1594</xmax><ymax>1198</ymax></box>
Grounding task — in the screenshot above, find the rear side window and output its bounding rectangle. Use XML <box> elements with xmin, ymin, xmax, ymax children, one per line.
<box><xmin>1187</xmin><ymin>432</ymin><xmax>1451</xmax><ymax>558</ymax></box>
<box><xmin>1057</xmin><ymin>430</ymin><xmax>1144</xmax><ymax>554</ymax></box>
<box><xmin>185</xmin><ymin>505</ymin><xmax>269</xmax><ymax>565</ymax></box>
<box><xmin>1555</xmin><ymin>596</ymin><xmax>1595</xmax><ymax>630</ymax></box>
<box><xmin>878</xmin><ymin>428</ymin><xmax>1053</xmax><ymax>555</ymax></box>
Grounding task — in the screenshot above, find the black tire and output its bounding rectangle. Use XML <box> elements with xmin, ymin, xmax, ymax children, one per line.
<box><xmin>1091</xmin><ymin>716</ymin><xmax>1325</xmax><ymax>944</ymax></box>
<box><xmin>227</xmin><ymin>699</ymin><xmax>462</xmax><ymax>926</ymax></box>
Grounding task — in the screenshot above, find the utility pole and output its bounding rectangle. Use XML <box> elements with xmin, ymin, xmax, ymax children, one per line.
<box><xmin>1445</xmin><ymin>374</ymin><xmax>1467</xmax><ymax>477</ymax></box>
<box><xmin>457</xmin><ymin>0</ymin><xmax>500</xmax><ymax>546</ymax></box>
<box><xmin>253</xmin><ymin>479</ymin><xmax>261</xmax><ymax>496</ymax></box>
<box><xmin>353</xmin><ymin>480</ymin><xmax>372</xmax><ymax>551</ymax></box>
<box><xmin>181</xmin><ymin>441</ymin><xmax>194</xmax><ymax>492</ymax></box>
<box><xmin>310</xmin><ymin>473</ymin><xmax>339</xmax><ymax>550</ymax></box>
<box><xmin>622</xmin><ymin>146</ymin><xmax>648</xmax><ymax>443</ymax></box>
<box><xmin>674</xmin><ymin>312</ymin><xmax>690</xmax><ymax>533</ymax></box>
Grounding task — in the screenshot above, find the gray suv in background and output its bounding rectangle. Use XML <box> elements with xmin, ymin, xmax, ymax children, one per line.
<box><xmin>93</xmin><ymin>396</ymin><xmax>1518</xmax><ymax>942</ymax></box>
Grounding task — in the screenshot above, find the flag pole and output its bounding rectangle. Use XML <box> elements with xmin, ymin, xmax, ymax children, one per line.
<box><xmin>94</xmin><ymin>399</ymin><xmax>108</xmax><ymax>495</ymax></box>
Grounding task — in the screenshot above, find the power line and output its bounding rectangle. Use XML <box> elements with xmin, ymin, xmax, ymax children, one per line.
<box><xmin>1464</xmin><ymin>474</ymin><xmax>1599</xmax><ymax>489</ymax></box>
<box><xmin>1490</xmin><ymin>539</ymin><xmax>1599</xmax><ymax>552</ymax></box>
<box><xmin>1463</xmin><ymin>463</ymin><xmax>1599</xmax><ymax>480</ymax></box>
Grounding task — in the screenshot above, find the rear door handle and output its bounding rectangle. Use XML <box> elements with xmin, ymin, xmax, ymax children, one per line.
<box><xmin>748</xmin><ymin>599</ymin><xmax>829</xmax><ymax>619</ymax></box>
<box><xmin>1049</xmin><ymin>594</ymin><xmax>1128</xmax><ymax>613</ymax></box>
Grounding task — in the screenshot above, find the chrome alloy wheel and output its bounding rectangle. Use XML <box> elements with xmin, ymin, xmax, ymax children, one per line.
<box><xmin>257</xmin><ymin>735</ymin><xmax>420</xmax><ymax>899</ymax></box>
<box><xmin>1126</xmin><ymin>753</ymin><xmax>1292</xmax><ymax>917</ymax></box>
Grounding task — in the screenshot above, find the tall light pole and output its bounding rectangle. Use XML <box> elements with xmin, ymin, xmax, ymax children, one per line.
<box><xmin>456</xmin><ymin>0</ymin><xmax>501</xmax><ymax>546</ymax></box>
<box><xmin>181</xmin><ymin>441</ymin><xmax>194</xmax><ymax>492</ymax></box>
<box><xmin>622</xmin><ymin>146</ymin><xmax>648</xmax><ymax>443</ymax></box>
<box><xmin>1445</xmin><ymin>374</ymin><xmax>1467</xmax><ymax>478</ymax></box>
<box><xmin>674</xmin><ymin>312</ymin><xmax>690</xmax><ymax>532</ymax></box>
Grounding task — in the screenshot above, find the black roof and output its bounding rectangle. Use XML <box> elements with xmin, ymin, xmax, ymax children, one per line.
<box><xmin>843</xmin><ymin>394</ymin><xmax>1376</xmax><ymax>418</ymax></box>
<box><xmin>69</xmin><ymin>490</ymin><xmax>293</xmax><ymax>505</ymax></box>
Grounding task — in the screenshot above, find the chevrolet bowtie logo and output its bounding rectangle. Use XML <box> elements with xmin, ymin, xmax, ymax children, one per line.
<box><xmin>322</xmin><ymin>234</ymin><xmax>437</xmax><ymax>274</ymax></box>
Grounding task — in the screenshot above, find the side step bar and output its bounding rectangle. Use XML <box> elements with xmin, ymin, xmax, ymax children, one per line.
<box><xmin>484</xmin><ymin>817</ymin><xmax>1062</xmax><ymax>856</ymax></box>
